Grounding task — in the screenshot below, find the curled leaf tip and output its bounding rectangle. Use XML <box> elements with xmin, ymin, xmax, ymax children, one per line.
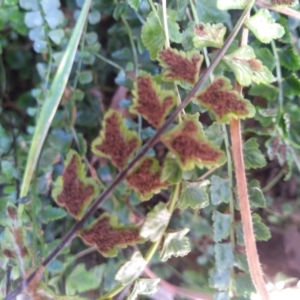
<box><xmin>78</xmin><ymin>213</ymin><xmax>140</xmax><ymax>257</ymax></box>
<box><xmin>158</xmin><ymin>48</ymin><xmax>203</xmax><ymax>84</ymax></box>
<box><xmin>130</xmin><ymin>75</ymin><xmax>176</xmax><ymax>128</ymax></box>
<box><xmin>126</xmin><ymin>157</ymin><xmax>169</xmax><ymax>200</ymax></box>
<box><xmin>92</xmin><ymin>110</ymin><xmax>141</xmax><ymax>168</ymax></box>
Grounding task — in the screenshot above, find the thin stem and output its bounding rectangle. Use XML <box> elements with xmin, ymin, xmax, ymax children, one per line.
<box><xmin>148</xmin><ymin>0</ymin><xmax>163</xmax><ymax>29</ymax></box>
<box><xmin>117</xmin><ymin>2</ymin><xmax>138</xmax><ymax>75</ymax></box>
<box><xmin>262</xmin><ymin>169</ymin><xmax>285</xmax><ymax>192</ymax></box>
<box><xmin>6</xmin><ymin>7</ymin><xmax>253</xmax><ymax>298</ymax></box>
<box><xmin>93</xmin><ymin>52</ymin><xmax>125</xmax><ymax>72</ymax></box>
<box><xmin>161</xmin><ymin>0</ymin><xmax>170</xmax><ymax>48</ymax></box>
<box><xmin>188</xmin><ymin>166</ymin><xmax>219</xmax><ymax>182</ymax></box>
<box><xmin>271</xmin><ymin>40</ymin><xmax>283</xmax><ymax>118</ymax></box>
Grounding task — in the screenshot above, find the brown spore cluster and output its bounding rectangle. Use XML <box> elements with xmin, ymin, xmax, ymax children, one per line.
<box><xmin>95</xmin><ymin>112</ymin><xmax>139</xmax><ymax>168</ymax></box>
<box><xmin>194</xmin><ymin>24</ymin><xmax>207</xmax><ymax>37</ymax></box>
<box><xmin>248</xmin><ymin>59</ymin><xmax>262</xmax><ymax>71</ymax></box>
<box><xmin>170</xmin><ymin>122</ymin><xmax>222</xmax><ymax>165</ymax></box>
<box><xmin>126</xmin><ymin>158</ymin><xmax>168</xmax><ymax>198</ymax></box>
<box><xmin>159</xmin><ymin>48</ymin><xmax>201</xmax><ymax>84</ymax></box>
<box><xmin>79</xmin><ymin>216</ymin><xmax>140</xmax><ymax>255</ymax></box>
<box><xmin>136</xmin><ymin>77</ymin><xmax>174</xmax><ymax>128</ymax></box>
<box><xmin>197</xmin><ymin>78</ymin><xmax>248</xmax><ymax>119</ymax></box>
<box><xmin>57</xmin><ymin>155</ymin><xmax>95</xmax><ymax>219</ymax></box>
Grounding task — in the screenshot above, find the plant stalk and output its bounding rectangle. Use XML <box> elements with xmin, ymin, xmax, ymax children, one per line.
<box><xmin>230</xmin><ymin>12</ymin><xmax>270</xmax><ymax>300</ymax></box>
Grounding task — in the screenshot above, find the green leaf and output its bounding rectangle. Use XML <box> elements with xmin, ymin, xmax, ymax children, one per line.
<box><xmin>158</xmin><ymin>48</ymin><xmax>203</xmax><ymax>85</ymax></box>
<box><xmin>243</xmin><ymin>138</ymin><xmax>267</xmax><ymax>169</ymax></box>
<box><xmin>20</xmin><ymin>0</ymin><xmax>92</xmax><ymax>198</ymax></box>
<box><xmin>223</xmin><ymin>45</ymin><xmax>275</xmax><ymax>86</ymax></box>
<box><xmin>130</xmin><ymin>74</ymin><xmax>177</xmax><ymax>128</ymax></box>
<box><xmin>214</xmin><ymin>292</ymin><xmax>229</xmax><ymax>300</ymax></box>
<box><xmin>193</xmin><ymin>22</ymin><xmax>226</xmax><ymax>49</ymax></box>
<box><xmin>196</xmin><ymin>0</ymin><xmax>230</xmax><ymax>25</ymax></box>
<box><xmin>52</xmin><ymin>150</ymin><xmax>99</xmax><ymax>220</ymax></box>
<box><xmin>78</xmin><ymin>213</ymin><xmax>140</xmax><ymax>257</ymax></box>
<box><xmin>233</xmin><ymin>274</ymin><xmax>255</xmax><ymax>295</ymax></box>
<box><xmin>195</xmin><ymin>77</ymin><xmax>255</xmax><ymax>123</ymax></box>
<box><xmin>160</xmin><ymin>228</ymin><xmax>191</xmax><ymax>261</ymax></box>
<box><xmin>255</xmin><ymin>47</ymin><xmax>275</xmax><ymax>71</ymax></box>
<box><xmin>20</xmin><ymin>0</ymin><xmax>38</xmax><ymax>10</ymax></box>
<box><xmin>248</xmin><ymin>83</ymin><xmax>278</xmax><ymax>102</ymax></box>
<box><xmin>217</xmin><ymin>0</ymin><xmax>248</xmax><ymax>10</ymax></box>
<box><xmin>253</xmin><ymin>213</ymin><xmax>271</xmax><ymax>241</ymax></box>
<box><xmin>48</xmin><ymin>29</ymin><xmax>64</xmax><ymax>45</ymax></box>
<box><xmin>140</xmin><ymin>202</ymin><xmax>170</xmax><ymax>242</ymax></box>
<box><xmin>214</xmin><ymin>243</ymin><xmax>234</xmax><ymax>271</ymax></box>
<box><xmin>115</xmin><ymin>251</ymin><xmax>147</xmax><ymax>285</ymax></box>
<box><xmin>178</xmin><ymin>181</ymin><xmax>209</xmax><ymax>210</ymax></box>
<box><xmin>212</xmin><ymin>211</ymin><xmax>232</xmax><ymax>243</ymax></box>
<box><xmin>205</xmin><ymin>123</ymin><xmax>224</xmax><ymax>147</ymax></box>
<box><xmin>40</xmin><ymin>206</ymin><xmax>67</xmax><ymax>223</ymax></box>
<box><xmin>126</xmin><ymin>157</ymin><xmax>169</xmax><ymax>200</ymax></box>
<box><xmin>66</xmin><ymin>263</ymin><xmax>100</xmax><ymax>295</ymax></box>
<box><xmin>210</xmin><ymin>175</ymin><xmax>231</xmax><ymax>205</ymax></box>
<box><xmin>127</xmin><ymin>0</ymin><xmax>141</xmax><ymax>10</ymax></box>
<box><xmin>161</xmin><ymin>113</ymin><xmax>226</xmax><ymax>170</ymax></box>
<box><xmin>161</xmin><ymin>153</ymin><xmax>182</xmax><ymax>184</ymax></box>
<box><xmin>283</xmin><ymin>73</ymin><xmax>300</xmax><ymax>96</ymax></box>
<box><xmin>209</xmin><ymin>268</ymin><xmax>230</xmax><ymax>291</ymax></box>
<box><xmin>248</xmin><ymin>180</ymin><xmax>266</xmax><ymax>208</ymax></box>
<box><xmin>24</xmin><ymin>11</ymin><xmax>43</xmax><ymax>28</ymax></box>
<box><xmin>279</xmin><ymin>48</ymin><xmax>300</xmax><ymax>71</ymax></box>
<box><xmin>127</xmin><ymin>278</ymin><xmax>160</xmax><ymax>300</ymax></box>
<box><xmin>45</xmin><ymin>8</ymin><xmax>64</xmax><ymax>29</ymax></box>
<box><xmin>92</xmin><ymin>110</ymin><xmax>141</xmax><ymax>169</ymax></box>
<box><xmin>88</xmin><ymin>10</ymin><xmax>101</xmax><ymax>24</ymax></box>
<box><xmin>245</xmin><ymin>9</ymin><xmax>284</xmax><ymax>43</ymax></box>
<box><xmin>141</xmin><ymin>4</ymin><xmax>181</xmax><ymax>59</ymax></box>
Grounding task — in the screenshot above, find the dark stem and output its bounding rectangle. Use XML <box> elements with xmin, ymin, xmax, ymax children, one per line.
<box><xmin>5</xmin><ymin>6</ymin><xmax>252</xmax><ymax>299</ymax></box>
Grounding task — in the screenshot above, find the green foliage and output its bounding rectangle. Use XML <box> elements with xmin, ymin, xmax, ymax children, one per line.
<box><xmin>2</xmin><ymin>1</ymin><xmax>299</xmax><ymax>299</ymax></box>
<box><xmin>140</xmin><ymin>202</ymin><xmax>170</xmax><ymax>242</ymax></box>
<box><xmin>210</xmin><ymin>175</ymin><xmax>231</xmax><ymax>205</ymax></box>
<box><xmin>243</xmin><ymin>138</ymin><xmax>267</xmax><ymax>169</ymax></box>
<box><xmin>193</xmin><ymin>22</ymin><xmax>226</xmax><ymax>49</ymax></box>
<box><xmin>127</xmin><ymin>278</ymin><xmax>160</xmax><ymax>300</ymax></box>
<box><xmin>66</xmin><ymin>264</ymin><xmax>102</xmax><ymax>295</ymax></box>
<box><xmin>223</xmin><ymin>45</ymin><xmax>275</xmax><ymax>86</ymax></box>
<box><xmin>115</xmin><ymin>251</ymin><xmax>146</xmax><ymax>285</ymax></box>
<box><xmin>160</xmin><ymin>228</ymin><xmax>191</xmax><ymax>261</ymax></box>
<box><xmin>178</xmin><ymin>181</ymin><xmax>209</xmax><ymax>210</ymax></box>
<box><xmin>245</xmin><ymin>9</ymin><xmax>285</xmax><ymax>43</ymax></box>
<box><xmin>141</xmin><ymin>4</ymin><xmax>181</xmax><ymax>59</ymax></box>
<box><xmin>212</xmin><ymin>211</ymin><xmax>232</xmax><ymax>242</ymax></box>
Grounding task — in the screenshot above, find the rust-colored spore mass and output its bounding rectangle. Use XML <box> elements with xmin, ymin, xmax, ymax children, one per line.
<box><xmin>80</xmin><ymin>216</ymin><xmax>140</xmax><ymax>254</ymax></box>
<box><xmin>96</xmin><ymin>113</ymin><xmax>139</xmax><ymax>168</ymax></box>
<box><xmin>171</xmin><ymin>135</ymin><xmax>221</xmax><ymax>164</ymax></box>
<box><xmin>248</xmin><ymin>59</ymin><xmax>262</xmax><ymax>71</ymax></box>
<box><xmin>159</xmin><ymin>48</ymin><xmax>201</xmax><ymax>84</ymax></box>
<box><xmin>197</xmin><ymin>78</ymin><xmax>248</xmax><ymax>118</ymax></box>
<box><xmin>57</xmin><ymin>156</ymin><xmax>94</xmax><ymax>218</ymax></box>
<box><xmin>126</xmin><ymin>158</ymin><xmax>167</xmax><ymax>197</ymax></box>
<box><xmin>194</xmin><ymin>24</ymin><xmax>206</xmax><ymax>36</ymax></box>
<box><xmin>136</xmin><ymin>77</ymin><xmax>174</xmax><ymax>128</ymax></box>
